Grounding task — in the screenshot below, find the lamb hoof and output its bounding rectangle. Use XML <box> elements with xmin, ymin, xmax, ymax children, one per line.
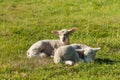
<box><xmin>65</xmin><ymin>61</ymin><xmax>74</xmax><ymax>66</ymax></box>
<box><xmin>39</xmin><ymin>53</ymin><xmax>47</xmax><ymax>58</ymax></box>
<box><xmin>50</xmin><ymin>55</ymin><xmax>54</xmax><ymax>58</ymax></box>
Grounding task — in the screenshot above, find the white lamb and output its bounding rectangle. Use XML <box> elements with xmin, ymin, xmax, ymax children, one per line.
<box><xmin>27</xmin><ymin>28</ymin><xmax>77</xmax><ymax>58</ymax></box>
<box><xmin>53</xmin><ymin>45</ymin><xmax>80</xmax><ymax>65</ymax></box>
<box><xmin>53</xmin><ymin>44</ymin><xmax>100</xmax><ymax>65</ymax></box>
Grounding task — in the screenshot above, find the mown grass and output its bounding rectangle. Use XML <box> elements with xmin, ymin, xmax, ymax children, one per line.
<box><xmin>0</xmin><ymin>0</ymin><xmax>120</xmax><ymax>80</ymax></box>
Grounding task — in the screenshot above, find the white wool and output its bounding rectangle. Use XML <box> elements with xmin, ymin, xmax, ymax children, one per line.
<box><xmin>53</xmin><ymin>45</ymin><xmax>80</xmax><ymax>65</ymax></box>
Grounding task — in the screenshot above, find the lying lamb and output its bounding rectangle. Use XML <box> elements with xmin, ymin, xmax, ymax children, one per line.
<box><xmin>53</xmin><ymin>44</ymin><xmax>100</xmax><ymax>65</ymax></box>
<box><xmin>54</xmin><ymin>45</ymin><xmax>80</xmax><ymax>65</ymax></box>
<box><xmin>27</xmin><ymin>28</ymin><xmax>77</xmax><ymax>58</ymax></box>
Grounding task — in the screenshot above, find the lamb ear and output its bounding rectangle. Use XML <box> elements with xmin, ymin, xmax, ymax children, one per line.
<box><xmin>68</xmin><ymin>27</ymin><xmax>78</xmax><ymax>33</ymax></box>
<box><xmin>75</xmin><ymin>49</ymin><xmax>84</xmax><ymax>53</ymax></box>
<box><xmin>51</xmin><ymin>30</ymin><xmax>59</xmax><ymax>35</ymax></box>
<box><xmin>91</xmin><ymin>47</ymin><xmax>100</xmax><ymax>51</ymax></box>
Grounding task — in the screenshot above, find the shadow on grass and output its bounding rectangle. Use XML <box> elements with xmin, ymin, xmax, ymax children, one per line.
<box><xmin>94</xmin><ymin>58</ymin><xmax>118</xmax><ymax>65</ymax></box>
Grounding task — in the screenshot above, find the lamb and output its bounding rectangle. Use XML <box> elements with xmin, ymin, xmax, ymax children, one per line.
<box><xmin>27</xmin><ymin>28</ymin><xmax>77</xmax><ymax>58</ymax></box>
<box><xmin>53</xmin><ymin>44</ymin><xmax>100</xmax><ymax>65</ymax></box>
<box><xmin>53</xmin><ymin>45</ymin><xmax>81</xmax><ymax>65</ymax></box>
<box><xmin>71</xmin><ymin>44</ymin><xmax>100</xmax><ymax>62</ymax></box>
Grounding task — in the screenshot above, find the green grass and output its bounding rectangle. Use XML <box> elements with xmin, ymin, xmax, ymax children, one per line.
<box><xmin>0</xmin><ymin>0</ymin><xmax>120</xmax><ymax>80</ymax></box>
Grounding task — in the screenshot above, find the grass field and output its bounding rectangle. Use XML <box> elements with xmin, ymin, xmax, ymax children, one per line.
<box><xmin>0</xmin><ymin>0</ymin><xmax>120</xmax><ymax>80</ymax></box>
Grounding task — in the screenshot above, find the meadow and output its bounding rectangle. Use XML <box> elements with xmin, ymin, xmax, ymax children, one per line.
<box><xmin>0</xmin><ymin>0</ymin><xmax>120</xmax><ymax>80</ymax></box>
